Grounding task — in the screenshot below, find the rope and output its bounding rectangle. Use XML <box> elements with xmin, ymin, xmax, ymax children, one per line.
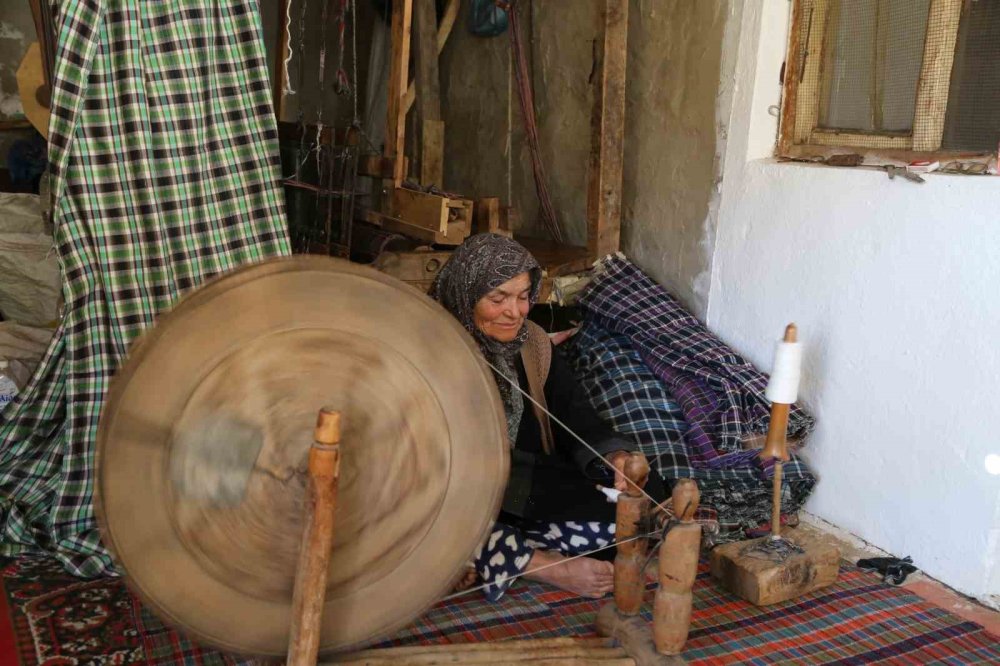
<box><xmin>507</xmin><ymin>0</ymin><xmax>564</xmax><ymax>243</ymax></box>
<box><xmin>441</xmin><ymin>531</ymin><xmax>658</xmax><ymax>602</ymax></box>
<box><xmin>282</xmin><ymin>0</ymin><xmax>297</xmax><ymax>96</ymax></box>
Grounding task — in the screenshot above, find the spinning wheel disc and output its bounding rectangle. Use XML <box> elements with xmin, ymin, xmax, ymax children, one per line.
<box><xmin>96</xmin><ymin>257</ymin><xmax>509</xmax><ymax>656</ymax></box>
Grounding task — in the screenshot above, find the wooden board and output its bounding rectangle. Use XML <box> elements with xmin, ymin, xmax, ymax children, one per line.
<box><xmin>517</xmin><ymin>237</ymin><xmax>592</xmax><ymax>278</ymax></box>
<box><xmin>393</xmin><ymin>188</ymin><xmax>449</xmax><ymax>234</ymax></box>
<box><xmin>372</xmin><ymin>250</ymin><xmax>452</xmax><ymax>293</ymax></box>
<box><xmin>414</xmin><ymin>0</ymin><xmax>444</xmax><ymax>186</ymax></box>
<box><xmin>586</xmin><ymin>0</ymin><xmax>628</xmax><ymax>260</ymax></box>
<box><xmin>709</xmin><ymin>528</ymin><xmax>840</xmax><ymax>606</ymax></box>
<box><xmin>385</xmin><ymin>0</ymin><xmax>413</xmax><ymax>187</ymax></box>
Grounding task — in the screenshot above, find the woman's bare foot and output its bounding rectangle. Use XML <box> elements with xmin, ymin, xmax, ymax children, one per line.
<box><xmin>523</xmin><ymin>550</ymin><xmax>614</xmax><ymax>598</ymax></box>
<box><xmin>450</xmin><ymin>566</ymin><xmax>478</xmax><ymax>594</ymax></box>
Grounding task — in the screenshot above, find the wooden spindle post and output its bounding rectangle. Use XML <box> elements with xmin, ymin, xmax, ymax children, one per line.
<box><xmin>759</xmin><ymin>323</ymin><xmax>796</xmax><ymax>538</ymax></box>
<box><xmin>653</xmin><ymin>479</ymin><xmax>701</xmax><ymax>656</ymax></box>
<box><xmin>287</xmin><ymin>408</ymin><xmax>342</xmax><ymax>666</ymax></box>
<box><xmin>614</xmin><ymin>453</ymin><xmax>650</xmax><ymax>615</ymax></box>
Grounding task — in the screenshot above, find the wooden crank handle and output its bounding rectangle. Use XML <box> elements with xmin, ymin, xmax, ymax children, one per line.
<box><xmin>671</xmin><ymin>479</ymin><xmax>699</xmax><ymax>522</ymax></box>
<box><xmin>622</xmin><ymin>453</ymin><xmax>649</xmax><ymax>497</ymax></box>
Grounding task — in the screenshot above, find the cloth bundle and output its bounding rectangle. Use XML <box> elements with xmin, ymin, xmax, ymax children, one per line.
<box><xmin>565</xmin><ymin>255</ymin><xmax>816</xmax><ymax>536</ymax></box>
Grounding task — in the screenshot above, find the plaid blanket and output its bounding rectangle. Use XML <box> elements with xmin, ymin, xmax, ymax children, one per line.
<box><xmin>0</xmin><ymin>1</ymin><xmax>289</xmax><ymax>576</ymax></box>
<box><xmin>566</xmin><ymin>264</ymin><xmax>816</xmax><ymax>535</ymax></box>
<box><xmin>579</xmin><ymin>255</ymin><xmax>815</xmax><ymax>467</ymax></box>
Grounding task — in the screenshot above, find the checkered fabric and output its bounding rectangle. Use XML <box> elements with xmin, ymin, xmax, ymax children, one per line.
<box><xmin>566</xmin><ymin>311</ymin><xmax>815</xmax><ymax>535</ymax></box>
<box><xmin>579</xmin><ymin>255</ymin><xmax>815</xmax><ymax>467</ymax></box>
<box><xmin>0</xmin><ymin>1</ymin><xmax>289</xmax><ymax>576</ymax></box>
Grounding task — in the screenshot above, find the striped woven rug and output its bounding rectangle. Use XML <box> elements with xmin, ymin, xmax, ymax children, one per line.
<box><xmin>2</xmin><ymin>556</ymin><xmax>998</xmax><ymax>664</ymax></box>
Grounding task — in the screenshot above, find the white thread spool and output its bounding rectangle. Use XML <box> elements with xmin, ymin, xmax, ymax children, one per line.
<box><xmin>765</xmin><ymin>339</ymin><xmax>802</xmax><ymax>405</ymax></box>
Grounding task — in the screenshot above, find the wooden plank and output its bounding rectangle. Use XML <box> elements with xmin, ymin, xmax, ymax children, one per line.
<box><xmin>474</xmin><ymin>197</ymin><xmax>502</xmax><ymax>235</ymax></box>
<box><xmin>403</xmin><ymin>0</ymin><xmax>459</xmax><ymax>114</ymax></box>
<box><xmin>385</xmin><ymin>0</ymin><xmax>413</xmax><ymax>188</ymax></box>
<box><xmin>371</xmin><ymin>250</ymin><xmax>452</xmax><ymax>291</ymax></box>
<box><xmin>378</xmin><ymin>217</ymin><xmax>469</xmax><ymax>246</ymax></box>
<box><xmin>517</xmin><ymin>237</ymin><xmax>591</xmax><ymax>278</ymax></box>
<box><xmin>414</xmin><ymin>0</ymin><xmax>444</xmax><ymax>186</ymax></box>
<box><xmin>808</xmin><ymin>129</ymin><xmax>912</xmax><ymax>150</ymax></box>
<box><xmin>778</xmin><ymin>0</ymin><xmax>807</xmax><ymax>155</ymax></box>
<box><xmin>912</xmin><ymin>0</ymin><xmax>963</xmax><ymax>152</ymax></box>
<box><xmin>793</xmin><ymin>0</ymin><xmax>830</xmax><ymax>143</ymax></box>
<box><xmin>392</xmin><ymin>188</ymin><xmax>449</xmax><ymax>234</ymax></box>
<box><xmin>586</xmin><ymin>0</ymin><xmax>628</xmax><ymax>260</ymax></box>
<box><xmin>420</xmin><ymin>119</ymin><xmax>445</xmax><ymax>186</ymax></box>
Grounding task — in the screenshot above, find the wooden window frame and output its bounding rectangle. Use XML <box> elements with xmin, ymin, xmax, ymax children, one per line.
<box><xmin>778</xmin><ymin>0</ymin><xmax>996</xmax><ymax>166</ymax></box>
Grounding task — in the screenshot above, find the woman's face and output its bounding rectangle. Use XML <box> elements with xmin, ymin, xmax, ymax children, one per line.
<box><xmin>473</xmin><ymin>272</ymin><xmax>532</xmax><ymax>343</ymax></box>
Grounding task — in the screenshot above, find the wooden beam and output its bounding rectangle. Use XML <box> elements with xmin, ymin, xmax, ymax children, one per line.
<box><xmin>385</xmin><ymin>0</ymin><xmax>414</xmax><ymax>188</ymax></box>
<box><xmin>913</xmin><ymin>0</ymin><xmax>963</xmax><ymax>152</ymax></box>
<box><xmin>413</xmin><ymin>0</ymin><xmax>444</xmax><ymax>186</ymax></box>
<box><xmin>586</xmin><ymin>0</ymin><xmax>628</xmax><ymax>261</ymax></box>
<box><xmin>403</xmin><ymin>0</ymin><xmax>459</xmax><ymax>114</ymax></box>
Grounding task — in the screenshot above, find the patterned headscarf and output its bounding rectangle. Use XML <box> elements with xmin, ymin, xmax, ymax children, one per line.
<box><xmin>431</xmin><ymin>234</ymin><xmax>542</xmax><ymax>444</ymax></box>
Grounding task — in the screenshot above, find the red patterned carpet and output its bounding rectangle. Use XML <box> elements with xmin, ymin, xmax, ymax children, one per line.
<box><xmin>3</xmin><ymin>555</ymin><xmax>999</xmax><ymax>665</ymax></box>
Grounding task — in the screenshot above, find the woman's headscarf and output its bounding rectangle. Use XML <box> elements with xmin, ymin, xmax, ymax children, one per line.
<box><xmin>430</xmin><ymin>234</ymin><xmax>542</xmax><ymax>444</ymax></box>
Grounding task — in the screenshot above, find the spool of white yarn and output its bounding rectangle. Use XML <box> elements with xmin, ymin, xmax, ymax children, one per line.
<box><xmin>765</xmin><ymin>340</ymin><xmax>802</xmax><ymax>404</ymax></box>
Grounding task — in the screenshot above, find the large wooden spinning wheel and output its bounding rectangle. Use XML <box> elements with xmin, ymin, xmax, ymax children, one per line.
<box><xmin>95</xmin><ymin>257</ymin><xmax>509</xmax><ymax>656</ymax></box>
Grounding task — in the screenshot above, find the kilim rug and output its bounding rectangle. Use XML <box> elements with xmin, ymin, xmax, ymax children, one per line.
<box><xmin>3</xmin><ymin>555</ymin><xmax>998</xmax><ymax>665</ymax></box>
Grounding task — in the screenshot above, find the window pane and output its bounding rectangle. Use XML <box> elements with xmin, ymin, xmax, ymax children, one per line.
<box><xmin>819</xmin><ymin>0</ymin><xmax>931</xmax><ymax>133</ymax></box>
<box><xmin>942</xmin><ymin>1</ymin><xmax>1000</xmax><ymax>152</ymax></box>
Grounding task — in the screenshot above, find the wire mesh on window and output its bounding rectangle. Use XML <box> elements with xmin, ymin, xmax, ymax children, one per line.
<box><xmin>818</xmin><ymin>0</ymin><xmax>930</xmax><ymax>135</ymax></box>
<box><xmin>943</xmin><ymin>0</ymin><xmax>1000</xmax><ymax>152</ymax></box>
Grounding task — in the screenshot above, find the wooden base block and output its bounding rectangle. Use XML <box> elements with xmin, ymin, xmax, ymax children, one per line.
<box><xmin>709</xmin><ymin>529</ymin><xmax>840</xmax><ymax>606</ymax></box>
<box><xmin>595</xmin><ymin>604</ymin><xmax>686</xmax><ymax>665</ymax></box>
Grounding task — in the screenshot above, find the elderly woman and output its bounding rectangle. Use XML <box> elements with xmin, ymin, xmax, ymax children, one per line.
<box><xmin>431</xmin><ymin>234</ymin><xmax>665</xmax><ymax>601</ymax></box>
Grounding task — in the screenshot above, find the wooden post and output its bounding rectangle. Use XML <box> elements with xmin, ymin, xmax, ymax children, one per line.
<box><xmin>586</xmin><ymin>0</ymin><xmax>628</xmax><ymax>261</ymax></box>
<box><xmin>613</xmin><ymin>453</ymin><xmax>650</xmax><ymax>615</ymax></box>
<box><xmin>653</xmin><ymin>479</ymin><xmax>700</xmax><ymax>656</ymax></box>
<box><xmin>759</xmin><ymin>323</ymin><xmax>796</xmax><ymax>538</ymax></box>
<box><xmin>413</xmin><ymin>0</ymin><xmax>444</xmax><ymax>186</ymax></box>
<box><xmin>384</xmin><ymin>0</ymin><xmax>413</xmax><ymax>190</ymax></box>
<box><xmin>287</xmin><ymin>409</ymin><xmax>342</xmax><ymax>666</ymax></box>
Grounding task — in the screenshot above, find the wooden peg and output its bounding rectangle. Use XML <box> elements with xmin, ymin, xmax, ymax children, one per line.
<box><xmin>613</xmin><ymin>453</ymin><xmax>650</xmax><ymax>615</ymax></box>
<box><xmin>759</xmin><ymin>323</ymin><xmax>797</xmax><ymax>536</ymax></box>
<box><xmin>287</xmin><ymin>408</ymin><xmax>342</xmax><ymax>666</ymax></box>
<box><xmin>653</xmin><ymin>479</ymin><xmax>701</xmax><ymax>656</ymax></box>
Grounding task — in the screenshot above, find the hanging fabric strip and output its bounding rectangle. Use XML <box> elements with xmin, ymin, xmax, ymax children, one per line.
<box><xmin>0</xmin><ymin>0</ymin><xmax>290</xmax><ymax>576</ymax></box>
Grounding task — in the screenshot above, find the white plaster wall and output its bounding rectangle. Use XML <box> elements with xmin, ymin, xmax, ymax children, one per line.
<box><xmin>708</xmin><ymin>0</ymin><xmax>1000</xmax><ymax>601</ymax></box>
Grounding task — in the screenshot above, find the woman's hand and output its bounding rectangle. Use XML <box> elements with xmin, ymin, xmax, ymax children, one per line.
<box><xmin>608</xmin><ymin>450</ymin><xmax>631</xmax><ymax>492</ymax></box>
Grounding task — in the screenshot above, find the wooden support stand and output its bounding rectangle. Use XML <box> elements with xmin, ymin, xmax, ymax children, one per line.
<box><xmin>653</xmin><ymin>480</ymin><xmax>701</xmax><ymax>656</ymax></box>
<box><xmin>709</xmin><ymin>528</ymin><xmax>840</xmax><ymax>606</ymax></box>
<box><xmin>614</xmin><ymin>454</ymin><xmax>650</xmax><ymax>615</ymax></box>
<box><xmin>597</xmin><ymin>454</ymin><xmax>684</xmax><ymax>665</ymax></box>
<box><xmin>709</xmin><ymin>324</ymin><xmax>840</xmax><ymax>606</ymax></box>
<box><xmin>287</xmin><ymin>409</ymin><xmax>342</xmax><ymax>666</ymax></box>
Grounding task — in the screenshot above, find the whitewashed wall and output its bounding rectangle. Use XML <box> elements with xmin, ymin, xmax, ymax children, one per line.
<box><xmin>707</xmin><ymin>0</ymin><xmax>1000</xmax><ymax>604</ymax></box>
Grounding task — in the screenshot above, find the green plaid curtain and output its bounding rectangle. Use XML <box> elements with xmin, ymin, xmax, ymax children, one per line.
<box><xmin>0</xmin><ymin>0</ymin><xmax>290</xmax><ymax>576</ymax></box>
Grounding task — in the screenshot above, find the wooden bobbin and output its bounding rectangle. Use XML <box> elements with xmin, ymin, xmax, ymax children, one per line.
<box><xmin>614</xmin><ymin>453</ymin><xmax>651</xmax><ymax>615</ymax></box>
<box><xmin>287</xmin><ymin>408</ymin><xmax>342</xmax><ymax>666</ymax></box>
<box><xmin>759</xmin><ymin>323</ymin><xmax>796</xmax><ymax>537</ymax></box>
<box><xmin>653</xmin><ymin>479</ymin><xmax>701</xmax><ymax>656</ymax></box>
